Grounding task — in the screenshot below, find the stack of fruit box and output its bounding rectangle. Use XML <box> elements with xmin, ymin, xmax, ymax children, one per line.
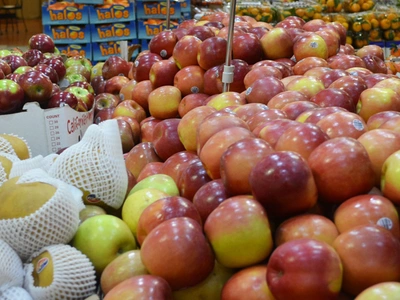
<box><xmin>89</xmin><ymin>1</ymin><xmax>139</xmax><ymax>62</ymax></box>
<box><xmin>136</xmin><ymin>0</ymin><xmax>186</xmax><ymax>52</ymax></box>
<box><xmin>42</xmin><ymin>1</ymin><xmax>92</xmax><ymax>59</ymax></box>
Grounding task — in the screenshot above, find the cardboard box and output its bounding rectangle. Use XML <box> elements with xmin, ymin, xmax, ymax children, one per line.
<box><xmin>0</xmin><ymin>102</ymin><xmax>94</xmax><ymax>157</ymax></box>
<box><xmin>92</xmin><ymin>39</ymin><xmax>140</xmax><ymax>61</ymax></box>
<box><xmin>137</xmin><ymin>19</ymin><xmax>179</xmax><ymax>39</ymax></box>
<box><xmin>42</xmin><ymin>2</ymin><xmax>89</xmax><ymax>25</ymax></box>
<box><xmin>385</xmin><ymin>40</ymin><xmax>400</xmax><ymax>60</ymax></box>
<box><xmin>43</xmin><ymin>24</ymin><xmax>91</xmax><ymax>44</ymax></box>
<box><xmin>180</xmin><ymin>0</ymin><xmax>191</xmax><ymax>13</ymax></box>
<box><xmin>56</xmin><ymin>43</ymin><xmax>92</xmax><ymax>60</ymax></box>
<box><xmin>74</xmin><ymin>0</ymin><xmax>104</xmax><ymax>4</ymax></box>
<box><xmin>136</xmin><ymin>1</ymin><xmax>181</xmax><ymax>19</ymax></box>
<box><xmin>141</xmin><ymin>38</ymin><xmax>150</xmax><ymax>51</ymax></box>
<box><xmin>90</xmin><ymin>21</ymin><xmax>137</xmax><ymax>42</ymax></box>
<box><xmin>89</xmin><ymin>2</ymin><xmax>135</xmax><ymax>24</ymax></box>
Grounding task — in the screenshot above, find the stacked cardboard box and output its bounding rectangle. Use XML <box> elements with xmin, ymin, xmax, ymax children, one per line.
<box><xmin>42</xmin><ymin>2</ymin><xmax>92</xmax><ymax>58</ymax></box>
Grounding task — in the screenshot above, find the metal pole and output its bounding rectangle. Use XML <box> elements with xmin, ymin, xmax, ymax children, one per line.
<box><xmin>222</xmin><ymin>0</ymin><xmax>237</xmax><ymax>93</ymax></box>
<box><xmin>166</xmin><ymin>0</ymin><xmax>171</xmax><ymax>30</ymax></box>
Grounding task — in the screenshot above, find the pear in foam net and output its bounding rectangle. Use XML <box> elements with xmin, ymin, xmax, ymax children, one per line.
<box><xmin>0</xmin><ymin>134</ymin><xmax>31</xmax><ymax>160</ymax></box>
<box><xmin>0</xmin><ymin>239</ymin><xmax>24</xmax><ymax>292</ymax></box>
<box><xmin>24</xmin><ymin>244</ymin><xmax>97</xmax><ymax>300</ymax></box>
<box><xmin>48</xmin><ymin>119</ymin><xmax>129</xmax><ymax>210</ymax></box>
<box><xmin>0</xmin><ymin>168</ymin><xmax>84</xmax><ymax>261</ymax></box>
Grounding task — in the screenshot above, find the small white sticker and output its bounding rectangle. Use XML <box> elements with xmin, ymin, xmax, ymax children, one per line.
<box><xmin>353</xmin><ymin>119</ymin><xmax>364</xmax><ymax>131</ymax></box>
<box><xmin>245</xmin><ymin>87</ymin><xmax>252</xmax><ymax>96</ymax></box>
<box><xmin>191</xmin><ymin>86</ymin><xmax>199</xmax><ymax>94</ymax></box>
<box><xmin>160</xmin><ymin>49</ymin><xmax>167</xmax><ymax>58</ymax></box>
<box><xmin>310</xmin><ymin>41</ymin><xmax>318</xmax><ymax>48</ymax></box>
<box><xmin>377</xmin><ymin>217</ymin><xmax>393</xmax><ymax>230</ymax></box>
<box><xmin>119</xmin><ymin>93</ymin><xmax>124</xmax><ymax>101</ymax></box>
<box><xmin>134</xmin><ymin>60</ymin><xmax>139</xmax><ymax>67</ymax></box>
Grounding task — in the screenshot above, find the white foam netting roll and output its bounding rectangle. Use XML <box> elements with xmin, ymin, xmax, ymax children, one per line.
<box><xmin>48</xmin><ymin>119</ymin><xmax>128</xmax><ymax>209</ymax></box>
<box><xmin>0</xmin><ymin>152</ymin><xmax>20</xmax><ymax>187</ymax></box>
<box><xmin>9</xmin><ymin>155</ymin><xmax>45</xmax><ymax>179</ymax></box>
<box><xmin>23</xmin><ymin>244</ymin><xmax>97</xmax><ymax>300</ymax></box>
<box><xmin>0</xmin><ymin>240</ymin><xmax>24</xmax><ymax>292</ymax></box>
<box><xmin>0</xmin><ymin>286</ymin><xmax>33</xmax><ymax>300</ymax></box>
<box><xmin>0</xmin><ymin>134</ymin><xmax>31</xmax><ymax>158</ymax></box>
<box><xmin>0</xmin><ymin>168</ymin><xmax>84</xmax><ymax>261</ymax></box>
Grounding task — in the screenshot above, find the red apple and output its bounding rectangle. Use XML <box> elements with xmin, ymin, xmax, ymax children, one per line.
<box><xmin>178</xmin><ymin>158</ymin><xmax>212</xmax><ymax>200</ymax></box>
<box><xmin>136</xmin><ymin>161</ymin><xmax>164</xmax><ymax>182</ymax></box>
<box><xmin>113</xmin><ymin>99</ymin><xmax>146</xmax><ymax>123</ymax></box>
<box><xmin>172</xmin><ymin>35</ymin><xmax>202</xmax><ymax>69</ymax></box>
<box><xmin>178</xmin><ymin>93</ymin><xmax>209</xmax><ymax>117</ymax></box>
<box><xmin>329</xmin><ymin>54</ymin><xmax>366</xmax><ymax>70</ymax></box>
<box><xmin>94</xmin><ymin>107</ymin><xmax>115</xmax><ymax>124</ymax></box>
<box><xmin>103</xmin><ymin>75</ymin><xmax>130</xmax><ymax>96</ymax></box>
<box><xmin>232</xmin><ymin>32</ymin><xmax>264</xmax><ymax>65</ymax></box>
<box><xmin>149</xmin><ymin>30</ymin><xmax>178</xmax><ymax>59</ymax></box>
<box><xmin>250</xmin><ymin>151</ymin><xmax>318</xmax><ymax>219</ymax></box>
<box><xmin>267</xmin><ymin>238</ymin><xmax>343</xmax><ymax>300</ymax></box>
<box><xmin>275</xmin><ymin>214</ymin><xmax>340</xmax><ymax>247</ymax></box>
<box><xmin>47</xmin><ymin>91</ymin><xmax>78</xmax><ymax>109</ymax></box>
<box><xmin>160</xmin><ymin>151</ymin><xmax>198</xmax><ymax>185</ymax></box>
<box><xmin>286</xmin><ymin>76</ymin><xmax>325</xmax><ymax>99</ymax></box>
<box><xmin>275</xmin><ymin>122</ymin><xmax>330</xmax><ymax>160</ymax></box>
<box><xmin>267</xmin><ymin>90</ymin><xmax>309</xmax><ymax>109</ymax></box>
<box><xmin>320</xmin><ymin>69</ymin><xmax>349</xmax><ymax>88</ymax></box>
<box><xmin>316</xmin><ymin>111</ymin><xmax>368</xmax><ymax>139</ymax></box>
<box><xmin>293</xmin><ymin>33</ymin><xmax>328</xmax><ymax>61</ymax></box>
<box><xmin>137</xmin><ymin>196</ymin><xmax>202</xmax><ymax>245</ymax></box>
<box><xmin>257</xmin><ymin>119</ymin><xmax>299</xmax><ymax>147</ymax></box>
<box><xmin>174</xmin><ymin>65</ymin><xmax>205</xmax><ymax>96</ymax></box>
<box><xmin>310</xmin><ymin>88</ymin><xmax>355</xmax><ymax>112</ymax></box>
<box><xmin>22</xmin><ymin>49</ymin><xmax>44</xmax><ymax>67</ymax></box>
<box><xmin>152</xmin><ymin>118</ymin><xmax>186</xmax><ymax>161</ymax></box>
<box><xmin>281</xmin><ymin>100</ymin><xmax>320</xmax><ymax>120</ymax></box>
<box><xmin>260</xmin><ymin>27</ymin><xmax>294</xmax><ymax>60</ymax></box>
<box><xmin>328</xmin><ymin>75</ymin><xmax>368</xmax><ymax>105</ymax></box>
<box><xmin>149</xmin><ymin>59</ymin><xmax>179</xmax><ymax>88</ymax></box>
<box><xmin>141</xmin><ymin>217</ymin><xmax>215</xmax><ymax>290</ymax></box>
<box><xmin>17</xmin><ymin>69</ymin><xmax>53</xmax><ymax>105</ymax></box>
<box><xmin>103</xmin><ymin>275</ymin><xmax>172</xmax><ymax>300</ymax></box>
<box><xmin>307</xmin><ymin>137</ymin><xmax>375</xmax><ymax>204</ymax></box>
<box><xmin>148</xmin><ymin>85</ymin><xmax>181</xmax><ymax>119</ymax></box>
<box><xmin>244</xmin><ymin>76</ymin><xmax>285</xmax><ymax>105</ymax></box>
<box><xmin>0</xmin><ymin>79</ymin><xmax>25</xmax><ymax>114</ymax></box>
<box><xmin>187</xmin><ymin>25</ymin><xmax>215</xmax><ymax>41</ymax></box>
<box><xmin>124</xmin><ymin>142</ymin><xmax>162</xmax><ymax>180</ymax></box>
<box><xmin>293</xmin><ymin>57</ymin><xmax>329</xmax><ymax>75</ymax></box>
<box><xmin>333</xmin><ymin>225</ymin><xmax>400</xmax><ymax>296</ymax></box>
<box><xmin>0</xmin><ymin>59</ymin><xmax>12</xmax><ymax>76</ymax></box>
<box><xmin>220</xmin><ymin>137</ymin><xmax>274</xmax><ymax>196</ymax></box>
<box><xmin>295</xmin><ymin>106</ymin><xmax>347</xmax><ymax>124</ymax></box>
<box><xmin>130</xmin><ymin>79</ymin><xmax>153</xmax><ymax>113</ymax></box>
<box><xmin>29</xmin><ymin>33</ymin><xmax>55</xmax><ymax>53</ymax></box>
<box><xmin>94</xmin><ymin>93</ymin><xmax>121</xmax><ymax>115</ymax></box>
<box><xmin>247</xmin><ymin>109</ymin><xmax>288</xmax><ymax>132</ymax></box>
<box><xmin>197</xmin><ymin>36</ymin><xmax>227</xmax><ymax>70</ymax></box>
<box><xmin>358</xmin><ymin>129</ymin><xmax>400</xmax><ymax>186</ymax></box>
<box><xmin>334</xmin><ymin>194</ymin><xmax>400</xmax><ymax>239</ymax></box>
<box><xmin>102</xmin><ymin>55</ymin><xmax>131</xmax><ymax>80</ymax></box>
<box><xmin>243</xmin><ymin>65</ymin><xmax>282</xmax><ymax>89</ymax></box>
<box><xmin>140</xmin><ymin>117</ymin><xmax>161</xmax><ymax>143</ymax></box>
<box><xmin>131</xmin><ymin>52</ymin><xmax>163</xmax><ymax>82</ymax></box>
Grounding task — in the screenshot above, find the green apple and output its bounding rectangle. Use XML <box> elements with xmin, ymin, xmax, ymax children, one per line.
<box><xmin>128</xmin><ymin>174</ymin><xmax>179</xmax><ymax>197</ymax></box>
<box><xmin>172</xmin><ymin>261</ymin><xmax>234</xmax><ymax>300</ymax></box>
<box><xmin>381</xmin><ymin>149</ymin><xmax>400</xmax><ymax>206</ymax></box>
<box><xmin>79</xmin><ymin>205</ymin><xmax>107</xmax><ymax>223</ymax></box>
<box><xmin>122</xmin><ymin>187</ymin><xmax>169</xmax><ymax>236</ymax></box>
<box><xmin>0</xmin><ymin>49</ymin><xmax>12</xmax><ymax>58</ymax></box>
<box><xmin>100</xmin><ymin>249</ymin><xmax>149</xmax><ymax>295</ymax></box>
<box><xmin>72</xmin><ymin>214</ymin><xmax>137</xmax><ymax>274</ymax></box>
<box><xmin>90</xmin><ymin>62</ymin><xmax>105</xmax><ymax>81</ymax></box>
<box><xmin>355</xmin><ymin>282</ymin><xmax>400</xmax><ymax>300</ymax></box>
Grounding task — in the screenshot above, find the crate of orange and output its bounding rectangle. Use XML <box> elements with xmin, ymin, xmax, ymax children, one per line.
<box><xmin>277</xmin><ymin>0</ymin><xmax>324</xmax><ymax>22</ymax></box>
<box><xmin>89</xmin><ymin>1</ymin><xmax>135</xmax><ymax>24</ymax></box>
<box><xmin>235</xmin><ymin>2</ymin><xmax>279</xmax><ymax>23</ymax></box>
<box><xmin>316</xmin><ymin>0</ymin><xmax>343</xmax><ymax>13</ymax></box>
<box><xmin>343</xmin><ymin>0</ymin><xmax>375</xmax><ymax>13</ymax></box>
<box><xmin>90</xmin><ymin>21</ymin><xmax>137</xmax><ymax>42</ymax></box>
<box><xmin>42</xmin><ymin>1</ymin><xmax>89</xmax><ymax>25</ymax></box>
<box><xmin>137</xmin><ymin>19</ymin><xmax>179</xmax><ymax>39</ymax></box>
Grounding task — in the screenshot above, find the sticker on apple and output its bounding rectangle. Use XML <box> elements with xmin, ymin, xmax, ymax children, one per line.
<box><xmin>353</xmin><ymin>119</ymin><xmax>364</xmax><ymax>131</ymax></box>
<box><xmin>87</xmin><ymin>194</ymin><xmax>101</xmax><ymax>204</ymax></box>
<box><xmin>377</xmin><ymin>217</ymin><xmax>393</xmax><ymax>230</ymax></box>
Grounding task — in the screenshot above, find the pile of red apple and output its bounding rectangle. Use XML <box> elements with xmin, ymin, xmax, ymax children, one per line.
<box><xmin>4</xmin><ymin>10</ymin><xmax>400</xmax><ymax>300</ymax></box>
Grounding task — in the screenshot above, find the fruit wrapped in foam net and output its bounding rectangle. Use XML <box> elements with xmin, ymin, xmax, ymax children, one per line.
<box><xmin>48</xmin><ymin>119</ymin><xmax>128</xmax><ymax>209</ymax></box>
<box><xmin>24</xmin><ymin>244</ymin><xmax>96</xmax><ymax>300</ymax></box>
<box><xmin>0</xmin><ymin>134</ymin><xmax>31</xmax><ymax>160</ymax></box>
<box><xmin>0</xmin><ymin>239</ymin><xmax>24</xmax><ymax>292</ymax></box>
<box><xmin>0</xmin><ymin>152</ymin><xmax>20</xmax><ymax>187</ymax></box>
<box><xmin>0</xmin><ymin>286</ymin><xmax>33</xmax><ymax>300</ymax></box>
<box><xmin>0</xmin><ymin>168</ymin><xmax>84</xmax><ymax>261</ymax></box>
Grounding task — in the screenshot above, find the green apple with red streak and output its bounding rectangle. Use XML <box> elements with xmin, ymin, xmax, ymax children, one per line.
<box><xmin>204</xmin><ymin>195</ymin><xmax>273</xmax><ymax>269</ymax></box>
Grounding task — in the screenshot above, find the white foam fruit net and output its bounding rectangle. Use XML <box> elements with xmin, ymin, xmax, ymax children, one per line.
<box><xmin>48</xmin><ymin>119</ymin><xmax>128</xmax><ymax>209</ymax></box>
<box><xmin>0</xmin><ymin>168</ymin><xmax>84</xmax><ymax>261</ymax></box>
<box><xmin>0</xmin><ymin>134</ymin><xmax>32</xmax><ymax>159</ymax></box>
<box><xmin>0</xmin><ymin>152</ymin><xmax>20</xmax><ymax>187</ymax></box>
<box><xmin>0</xmin><ymin>240</ymin><xmax>24</xmax><ymax>292</ymax></box>
<box><xmin>0</xmin><ymin>286</ymin><xmax>33</xmax><ymax>300</ymax></box>
<box><xmin>23</xmin><ymin>244</ymin><xmax>97</xmax><ymax>300</ymax></box>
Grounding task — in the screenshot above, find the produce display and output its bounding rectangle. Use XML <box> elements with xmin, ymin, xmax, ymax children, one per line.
<box><xmin>3</xmin><ymin>8</ymin><xmax>400</xmax><ymax>300</ymax></box>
